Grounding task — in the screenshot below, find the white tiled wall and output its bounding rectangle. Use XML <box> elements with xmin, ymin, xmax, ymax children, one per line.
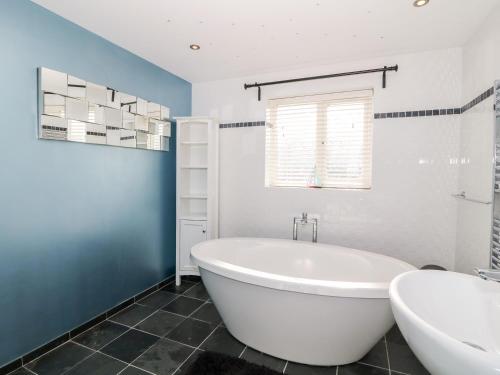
<box><xmin>193</xmin><ymin>48</ymin><xmax>463</xmax><ymax>269</ymax></box>
<box><xmin>455</xmin><ymin>98</ymin><xmax>494</xmax><ymax>273</ymax></box>
<box><xmin>216</xmin><ymin>118</ymin><xmax>460</xmax><ymax>269</ymax></box>
<box><xmin>455</xmin><ymin>4</ymin><xmax>500</xmax><ymax>273</ymax></box>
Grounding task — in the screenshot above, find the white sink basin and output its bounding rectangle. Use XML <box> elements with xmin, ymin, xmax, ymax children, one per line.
<box><xmin>389</xmin><ymin>270</ymin><xmax>500</xmax><ymax>375</ymax></box>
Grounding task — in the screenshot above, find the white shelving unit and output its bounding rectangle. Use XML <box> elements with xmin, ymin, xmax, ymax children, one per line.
<box><xmin>175</xmin><ymin>117</ymin><xmax>219</xmax><ymax>285</ymax></box>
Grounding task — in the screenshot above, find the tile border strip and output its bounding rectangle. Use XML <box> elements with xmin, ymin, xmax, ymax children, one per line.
<box><xmin>374</xmin><ymin>108</ymin><xmax>461</xmax><ymax>119</ymax></box>
<box><xmin>461</xmin><ymin>86</ymin><xmax>494</xmax><ymax>113</ymax></box>
<box><xmin>219</xmin><ymin>87</ymin><xmax>494</xmax><ymax>128</ymax></box>
<box><xmin>0</xmin><ymin>274</ymin><xmax>175</xmax><ymax>375</ymax></box>
<box><xmin>220</xmin><ymin>121</ymin><xmax>265</xmax><ymax>128</ymax></box>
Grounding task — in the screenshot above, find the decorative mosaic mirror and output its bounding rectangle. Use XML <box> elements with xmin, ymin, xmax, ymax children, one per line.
<box><xmin>38</xmin><ymin>67</ymin><xmax>171</xmax><ymax>151</ymax></box>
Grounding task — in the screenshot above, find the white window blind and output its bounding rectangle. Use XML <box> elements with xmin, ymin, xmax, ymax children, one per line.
<box><xmin>265</xmin><ymin>90</ymin><xmax>373</xmax><ymax>189</ymax></box>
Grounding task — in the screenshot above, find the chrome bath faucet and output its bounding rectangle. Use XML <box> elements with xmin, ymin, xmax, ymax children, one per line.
<box><xmin>474</xmin><ymin>268</ymin><xmax>500</xmax><ymax>282</ymax></box>
<box><xmin>293</xmin><ymin>212</ymin><xmax>318</xmax><ymax>243</ymax></box>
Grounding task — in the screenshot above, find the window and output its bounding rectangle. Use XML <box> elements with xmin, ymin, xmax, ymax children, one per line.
<box><xmin>265</xmin><ymin>90</ymin><xmax>373</xmax><ymax>189</ymax></box>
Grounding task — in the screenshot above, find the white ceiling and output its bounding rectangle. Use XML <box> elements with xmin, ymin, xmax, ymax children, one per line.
<box><xmin>33</xmin><ymin>0</ymin><xmax>500</xmax><ymax>83</ymax></box>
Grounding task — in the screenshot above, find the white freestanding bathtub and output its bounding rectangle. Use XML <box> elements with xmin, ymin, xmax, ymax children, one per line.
<box><xmin>191</xmin><ymin>237</ymin><xmax>415</xmax><ymax>366</ymax></box>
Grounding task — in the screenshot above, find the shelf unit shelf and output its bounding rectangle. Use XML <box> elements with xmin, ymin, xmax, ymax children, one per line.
<box><xmin>181</xmin><ymin>141</ymin><xmax>208</xmax><ymax>145</ymax></box>
<box><xmin>181</xmin><ymin>166</ymin><xmax>208</xmax><ymax>169</ymax></box>
<box><xmin>179</xmin><ymin>215</ymin><xmax>208</xmax><ymax>221</ymax></box>
<box><xmin>176</xmin><ymin>116</ymin><xmax>219</xmax><ymax>286</ymax></box>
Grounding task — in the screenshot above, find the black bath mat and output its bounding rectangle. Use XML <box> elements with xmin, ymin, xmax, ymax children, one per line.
<box><xmin>183</xmin><ymin>351</ymin><xmax>282</xmax><ymax>375</ymax></box>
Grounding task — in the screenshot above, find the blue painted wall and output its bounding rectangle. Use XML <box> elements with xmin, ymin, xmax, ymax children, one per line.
<box><xmin>0</xmin><ymin>0</ymin><xmax>190</xmax><ymax>366</ymax></box>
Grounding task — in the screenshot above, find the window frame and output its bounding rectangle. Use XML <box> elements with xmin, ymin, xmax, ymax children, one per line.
<box><xmin>265</xmin><ymin>89</ymin><xmax>374</xmax><ymax>190</ymax></box>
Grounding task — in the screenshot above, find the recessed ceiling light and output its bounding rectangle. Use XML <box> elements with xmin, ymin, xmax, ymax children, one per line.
<box><xmin>413</xmin><ymin>0</ymin><xmax>429</xmax><ymax>7</ymax></box>
<box><xmin>190</xmin><ymin>44</ymin><xmax>200</xmax><ymax>50</ymax></box>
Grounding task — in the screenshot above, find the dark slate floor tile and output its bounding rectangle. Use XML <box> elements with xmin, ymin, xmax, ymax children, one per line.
<box><xmin>108</xmin><ymin>304</ymin><xmax>156</xmax><ymax>327</ymax></box>
<box><xmin>7</xmin><ymin>368</ymin><xmax>33</xmax><ymax>375</ymax></box>
<box><xmin>241</xmin><ymin>347</ymin><xmax>286</xmax><ymax>372</ymax></box>
<box><xmin>162</xmin><ymin>281</ymin><xmax>197</xmax><ymax>295</ymax></box>
<box><xmin>387</xmin><ymin>341</ymin><xmax>429</xmax><ymax>375</ymax></box>
<box><xmin>118</xmin><ymin>366</ymin><xmax>152</xmax><ymax>375</ymax></box>
<box><xmin>135</xmin><ymin>310</ymin><xmax>185</xmax><ymax>337</ymax></box>
<box><xmin>101</xmin><ymin>329</ymin><xmax>159</xmax><ymax>363</ymax></box>
<box><xmin>200</xmin><ymin>326</ymin><xmax>245</xmax><ymax>357</ymax></box>
<box><xmin>338</xmin><ymin>363</ymin><xmax>389</xmax><ymax>375</ymax></box>
<box><xmin>70</xmin><ymin>313</ymin><xmax>107</xmax><ymax>338</ymax></box>
<box><xmin>22</xmin><ymin>334</ymin><xmax>70</xmax><ymax>365</ymax></box>
<box><xmin>0</xmin><ymin>359</ymin><xmax>22</xmax><ymax>375</ymax></box>
<box><xmin>182</xmin><ymin>276</ymin><xmax>201</xmax><ymax>282</ymax></box>
<box><xmin>73</xmin><ymin>321</ymin><xmax>128</xmax><ymax>350</ymax></box>
<box><xmin>137</xmin><ymin>291</ymin><xmax>178</xmax><ymax>309</ymax></box>
<box><xmin>190</xmin><ymin>303</ymin><xmax>222</xmax><ymax>324</ymax></box>
<box><xmin>162</xmin><ymin>296</ymin><xmax>204</xmax><ymax>317</ymax></box>
<box><xmin>385</xmin><ymin>325</ymin><xmax>406</xmax><ymax>345</ymax></box>
<box><xmin>285</xmin><ymin>361</ymin><xmax>337</xmax><ymax>374</ymax></box>
<box><xmin>166</xmin><ymin>318</ymin><xmax>217</xmax><ymax>347</ymax></box>
<box><xmin>175</xmin><ymin>350</ymin><xmax>203</xmax><ymax>375</ymax></box>
<box><xmin>183</xmin><ymin>283</ymin><xmax>209</xmax><ymax>300</ymax></box>
<box><xmin>386</xmin><ymin>324</ymin><xmax>429</xmax><ymax>374</ymax></box>
<box><xmin>25</xmin><ymin>342</ymin><xmax>94</xmax><ymax>375</ymax></box>
<box><xmin>358</xmin><ymin>339</ymin><xmax>388</xmax><ymax>369</ymax></box>
<box><xmin>65</xmin><ymin>352</ymin><xmax>126</xmax><ymax>375</ymax></box>
<box><xmin>132</xmin><ymin>338</ymin><xmax>194</xmax><ymax>375</ymax></box>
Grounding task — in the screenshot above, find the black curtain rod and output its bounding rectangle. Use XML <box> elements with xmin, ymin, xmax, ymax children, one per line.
<box><xmin>244</xmin><ymin>65</ymin><xmax>398</xmax><ymax>101</ymax></box>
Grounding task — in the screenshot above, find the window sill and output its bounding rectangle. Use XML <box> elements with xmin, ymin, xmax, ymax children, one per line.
<box><xmin>265</xmin><ymin>185</ymin><xmax>372</xmax><ymax>191</ymax></box>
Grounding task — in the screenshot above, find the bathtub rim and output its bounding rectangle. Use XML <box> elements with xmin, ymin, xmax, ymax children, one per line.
<box><xmin>191</xmin><ymin>237</ymin><xmax>416</xmax><ymax>299</ymax></box>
